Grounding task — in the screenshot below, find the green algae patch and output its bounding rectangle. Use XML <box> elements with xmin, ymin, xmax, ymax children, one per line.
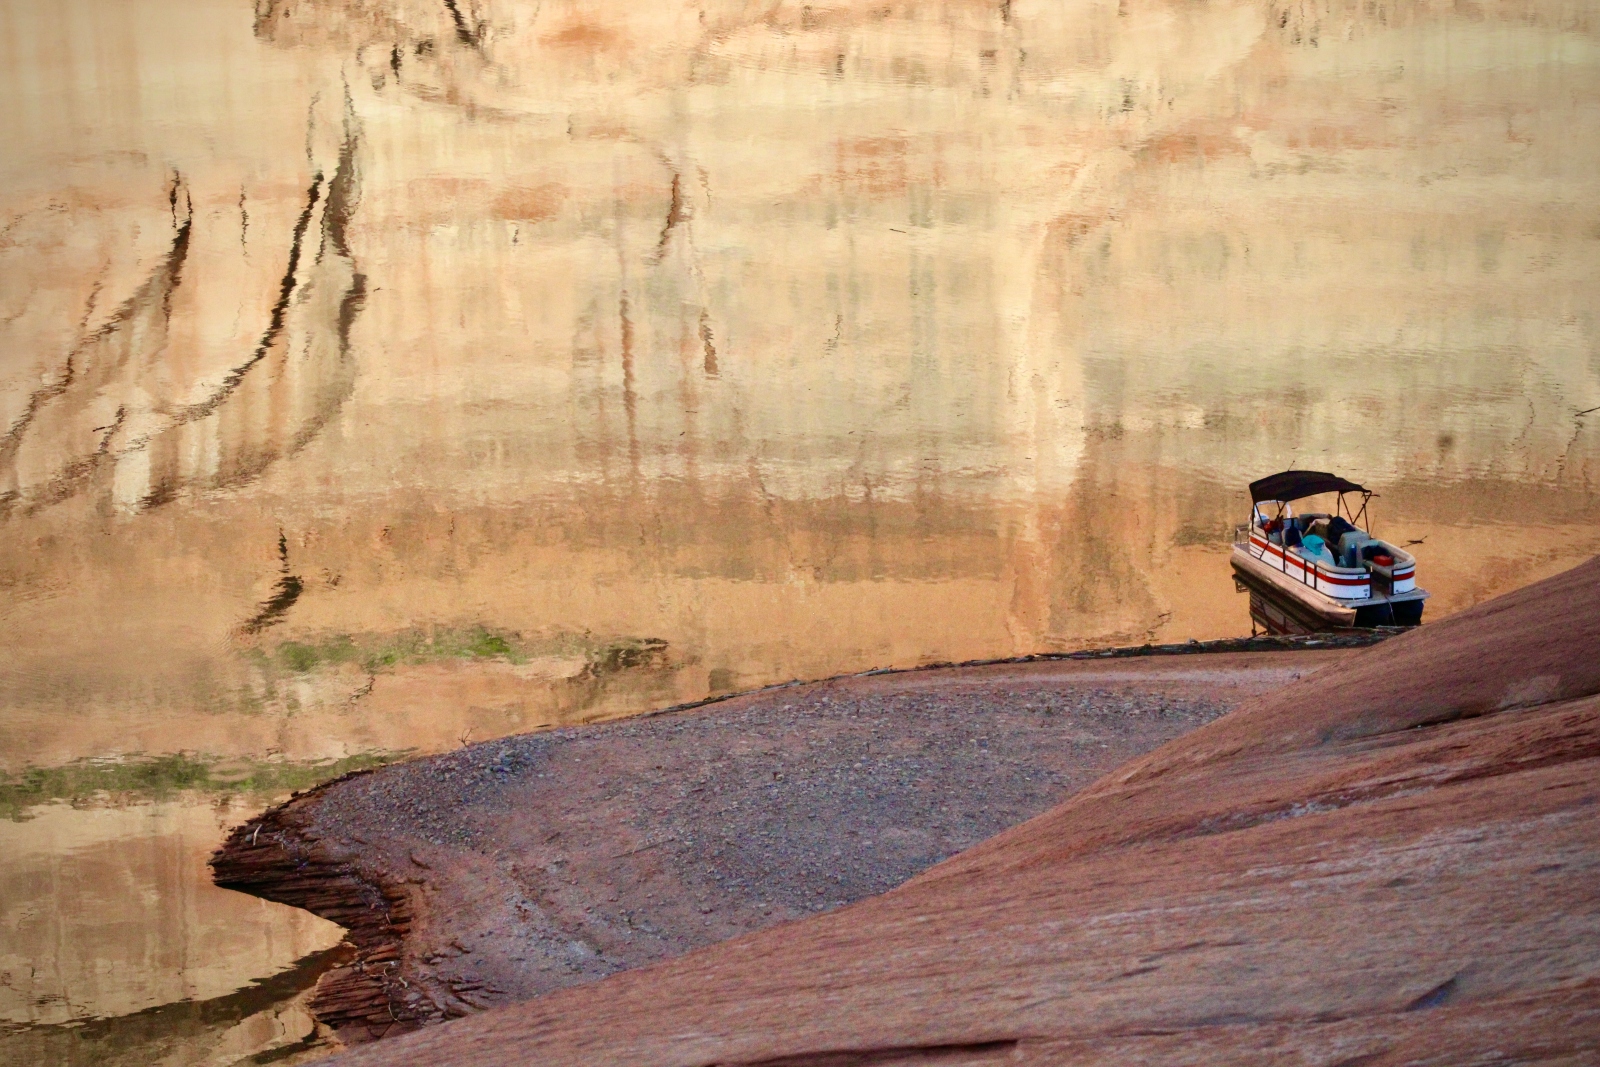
<box><xmin>0</xmin><ymin>751</ymin><xmax>407</xmax><ymax>821</ymax></box>
<box><xmin>262</xmin><ymin>627</ymin><xmax>667</xmax><ymax>676</ymax></box>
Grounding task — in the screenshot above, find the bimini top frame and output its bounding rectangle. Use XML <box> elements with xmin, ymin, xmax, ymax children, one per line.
<box><xmin>1248</xmin><ymin>469</ymin><xmax>1373</xmax><ymax>531</ymax></box>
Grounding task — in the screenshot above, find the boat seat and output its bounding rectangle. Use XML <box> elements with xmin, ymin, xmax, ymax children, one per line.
<box><xmin>1338</xmin><ymin>531</ymin><xmax>1374</xmax><ymax>568</ymax></box>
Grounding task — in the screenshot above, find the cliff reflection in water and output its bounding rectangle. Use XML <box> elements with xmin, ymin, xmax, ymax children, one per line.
<box><xmin>1</xmin><ymin>0</ymin><xmax>1598</xmax><ymax>1059</ymax></box>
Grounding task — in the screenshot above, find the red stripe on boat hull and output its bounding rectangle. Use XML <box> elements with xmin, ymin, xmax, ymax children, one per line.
<box><xmin>1248</xmin><ymin>535</ymin><xmax>1371</xmax><ymax>596</ymax></box>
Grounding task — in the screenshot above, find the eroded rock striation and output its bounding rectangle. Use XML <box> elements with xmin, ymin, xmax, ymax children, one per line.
<box><xmin>309</xmin><ymin>556</ymin><xmax>1600</xmax><ymax>1065</ymax></box>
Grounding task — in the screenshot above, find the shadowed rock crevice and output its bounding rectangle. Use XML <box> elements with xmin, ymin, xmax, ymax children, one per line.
<box><xmin>1403</xmin><ymin>975</ymin><xmax>1460</xmax><ymax>1012</ymax></box>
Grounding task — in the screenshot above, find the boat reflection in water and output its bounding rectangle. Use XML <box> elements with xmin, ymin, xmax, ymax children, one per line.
<box><xmin>1232</xmin><ymin>471</ymin><xmax>1429</xmax><ymax>636</ymax></box>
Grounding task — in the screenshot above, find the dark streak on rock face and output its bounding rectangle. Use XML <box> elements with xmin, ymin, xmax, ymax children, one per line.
<box><xmin>200</xmin><ymin>85</ymin><xmax>370</xmax><ymax>498</ymax></box>
<box><xmin>441</xmin><ymin>0</ymin><xmax>481</xmax><ymax>48</ymax></box>
<box><xmin>251</xmin><ymin>0</ymin><xmax>277</xmax><ymax>40</ymax></box>
<box><xmin>328</xmin><ymin>88</ymin><xmax>369</xmax><ymax>360</ymax></box>
<box><xmin>160</xmin><ymin>91</ymin><xmax>365</xmax><ymax>499</ymax></box>
<box><xmin>17</xmin><ymin>405</ymin><xmax>135</xmax><ymax>516</ymax></box>
<box><xmin>175</xmin><ymin>174</ymin><xmax>323</xmax><ymax>428</ymax></box>
<box><xmin>701</xmin><ymin>309</ymin><xmax>718</xmax><ymax>377</ymax></box>
<box><xmin>2</xmin><ymin>91</ymin><xmax>368</xmax><ymax>519</ymax></box>
<box><xmin>655</xmin><ymin>169</ymin><xmax>686</xmax><ymax>262</ymax></box>
<box><xmin>0</xmin><ymin>196</ymin><xmax>191</xmax><ymax>457</ymax></box>
<box><xmin>239</xmin><ymin>531</ymin><xmax>305</xmax><ymax>635</ymax></box>
<box><xmin>620</xmin><ymin>292</ymin><xmax>639</xmax><ymax>476</ymax></box>
<box><xmin>0</xmin><ymin>183</ymin><xmax>193</xmax><ymax>519</ymax></box>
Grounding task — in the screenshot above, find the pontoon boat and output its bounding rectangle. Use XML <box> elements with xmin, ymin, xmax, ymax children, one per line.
<box><xmin>1231</xmin><ymin>470</ymin><xmax>1427</xmax><ymax>633</ymax></box>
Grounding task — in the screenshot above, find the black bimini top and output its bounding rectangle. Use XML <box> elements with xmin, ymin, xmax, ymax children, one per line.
<box><xmin>1249</xmin><ymin>470</ymin><xmax>1368</xmax><ymax>504</ymax></box>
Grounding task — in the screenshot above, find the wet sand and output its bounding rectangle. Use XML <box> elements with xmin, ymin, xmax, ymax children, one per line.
<box><xmin>300</xmin><ymin>557</ymin><xmax>1600</xmax><ymax>1066</ymax></box>
<box><xmin>212</xmin><ymin>642</ymin><xmax>1366</xmax><ymax>1041</ymax></box>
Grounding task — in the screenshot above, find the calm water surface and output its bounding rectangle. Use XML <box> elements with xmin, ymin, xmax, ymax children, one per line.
<box><xmin>2</xmin><ymin>0</ymin><xmax>1597</xmax><ymax>1060</ymax></box>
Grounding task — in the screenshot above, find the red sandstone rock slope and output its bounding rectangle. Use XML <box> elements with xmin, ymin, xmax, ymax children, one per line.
<box><xmin>329</xmin><ymin>557</ymin><xmax>1600</xmax><ymax>1066</ymax></box>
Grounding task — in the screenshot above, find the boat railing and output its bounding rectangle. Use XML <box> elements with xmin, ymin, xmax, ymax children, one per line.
<box><xmin>1237</xmin><ymin>523</ymin><xmax>1375</xmax><ymax>601</ymax></box>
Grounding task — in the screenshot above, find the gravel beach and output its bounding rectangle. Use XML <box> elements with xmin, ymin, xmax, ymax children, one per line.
<box><xmin>213</xmin><ymin>649</ymin><xmax>1357</xmax><ymax>1040</ymax></box>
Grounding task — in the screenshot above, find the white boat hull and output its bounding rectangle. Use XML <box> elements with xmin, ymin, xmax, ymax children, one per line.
<box><xmin>1232</xmin><ymin>545</ymin><xmax>1427</xmax><ymax>631</ymax></box>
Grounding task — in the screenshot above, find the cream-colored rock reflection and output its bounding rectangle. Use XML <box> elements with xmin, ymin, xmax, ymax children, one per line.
<box><xmin>4</xmin><ymin>0</ymin><xmax>1596</xmax><ymax>743</ymax></box>
<box><xmin>0</xmin><ymin>797</ymin><xmax>342</xmax><ymax>1027</ymax></box>
<box><xmin>0</xmin><ymin>0</ymin><xmax>1598</xmax><ymax>1056</ymax></box>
